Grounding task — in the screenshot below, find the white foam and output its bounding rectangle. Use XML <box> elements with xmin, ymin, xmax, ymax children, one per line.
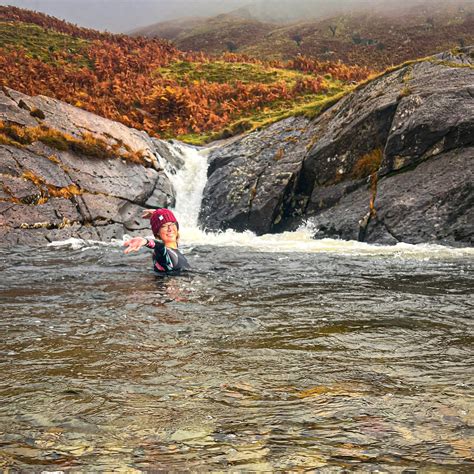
<box><xmin>166</xmin><ymin>142</ymin><xmax>210</xmax><ymax>228</ymax></box>
<box><xmin>179</xmin><ymin>224</ymin><xmax>474</xmax><ymax>259</ymax></box>
<box><xmin>48</xmin><ymin>237</ymin><xmax>124</xmax><ymax>251</ymax></box>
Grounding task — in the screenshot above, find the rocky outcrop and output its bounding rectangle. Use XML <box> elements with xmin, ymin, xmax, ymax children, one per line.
<box><xmin>199</xmin><ymin>47</ymin><xmax>474</xmax><ymax>246</ymax></box>
<box><xmin>0</xmin><ymin>88</ymin><xmax>176</xmax><ymax>245</ymax></box>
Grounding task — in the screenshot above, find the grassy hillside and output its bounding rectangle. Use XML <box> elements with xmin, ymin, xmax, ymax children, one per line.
<box><xmin>0</xmin><ymin>6</ymin><xmax>370</xmax><ymax>144</ymax></box>
<box><xmin>132</xmin><ymin>1</ymin><xmax>474</xmax><ymax>68</ymax></box>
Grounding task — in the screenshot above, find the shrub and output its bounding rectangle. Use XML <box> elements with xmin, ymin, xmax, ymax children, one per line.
<box><xmin>351</xmin><ymin>148</ymin><xmax>383</xmax><ymax>180</ymax></box>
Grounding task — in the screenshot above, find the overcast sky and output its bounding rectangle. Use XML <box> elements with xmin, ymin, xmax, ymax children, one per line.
<box><xmin>0</xmin><ymin>0</ymin><xmax>463</xmax><ymax>32</ymax></box>
<box><xmin>1</xmin><ymin>1</ymin><xmax>249</xmax><ymax>31</ymax></box>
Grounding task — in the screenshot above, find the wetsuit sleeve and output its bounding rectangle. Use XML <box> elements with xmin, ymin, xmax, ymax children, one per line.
<box><xmin>145</xmin><ymin>239</ymin><xmax>174</xmax><ymax>272</ymax></box>
<box><xmin>144</xmin><ymin>239</ymin><xmax>190</xmax><ymax>273</ymax></box>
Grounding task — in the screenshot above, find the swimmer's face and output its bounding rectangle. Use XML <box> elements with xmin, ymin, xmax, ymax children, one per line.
<box><xmin>158</xmin><ymin>222</ymin><xmax>178</xmax><ymax>245</ymax></box>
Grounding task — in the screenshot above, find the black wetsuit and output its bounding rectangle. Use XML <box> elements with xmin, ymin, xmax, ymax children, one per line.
<box><xmin>145</xmin><ymin>239</ymin><xmax>190</xmax><ymax>274</ymax></box>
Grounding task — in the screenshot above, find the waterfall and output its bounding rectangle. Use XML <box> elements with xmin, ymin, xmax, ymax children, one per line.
<box><xmin>165</xmin><ymin>142</ymin><xmax>210</xmax><ymax>229</ymax></box>
<box><xmin>49</xmin><ymin>140</ymin><xmax>472</xmax><ymax>259</ymax></box>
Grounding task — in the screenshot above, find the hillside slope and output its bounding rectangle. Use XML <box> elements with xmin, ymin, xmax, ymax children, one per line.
<box><xmin>132</xmin><ymin>1</ymin><xmax>474</xmax><ymax>68</ymax></box>
<box><xmin>0</xmin><ymin>6</ymin><xmax>370</xmax><ymax>144</ymax></box>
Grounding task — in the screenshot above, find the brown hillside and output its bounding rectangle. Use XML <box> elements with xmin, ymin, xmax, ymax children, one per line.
<box><xmin>153</xmin><ymin>13</ymin><xmax>276</xmax><ymax>55</ymax></box>
<box><xmin>127</xmin><ymin>17</ymin><xmax>207</xmax><ymax>41</ymax></box>
<box><xmin>132</xmin><ymin>1</ymin><xmax>474</xmax><ymax>68</ymax></box>
<box><xmin>0</xmin><ymin>6</ymin><xmax>370</xmax><ymax>143</ymax></box>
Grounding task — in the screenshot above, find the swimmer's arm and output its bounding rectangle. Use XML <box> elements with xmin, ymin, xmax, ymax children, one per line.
<box><xmin>123</xmin><ymin>236</ymin><xmax>148</xmax><ymax>254</ymax></box>
<box><xmin>123</xmin><ymin>237</ymin><xmax>166</xmax><ymax>255</ymax></box>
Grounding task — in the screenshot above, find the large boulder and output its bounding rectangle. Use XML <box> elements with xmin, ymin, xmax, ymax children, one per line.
<box><xmin>369</xmin><ymin>147</ymin><xmax>473</xmax><ymax>245</ymax></box>
<box><xmin>0</xmin><ymin>90</ymin><xmax>178</xmax><ymax>246</ymax></box>
<box><xmin>199</xmin><ymin>47</ymin><xmax>474</xmax><ymax>246</ymax></box>
<box><xmin>199</xmin><ymin>116</ymin><xmax>314</xmax><ymax>234</ymax></box>
<box><xmin>1</xmin><ymin>87</ymin><xmax>160</xmax><ymax>168</ymax></box>
<box><xmin>381</xmin><ymin>59</ymin><xmax>474</xmax><ymax>174</ymax></box>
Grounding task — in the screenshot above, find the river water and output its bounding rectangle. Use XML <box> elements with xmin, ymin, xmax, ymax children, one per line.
<box><xmin>1</xmin><ymin>143</ymin><xmax>473</xmax><ymax>472</ymax></box>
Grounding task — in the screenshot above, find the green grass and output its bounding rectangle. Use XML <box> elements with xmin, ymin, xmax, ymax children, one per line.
<box><xmin>0</xmin><ymin>21</ymin><xmax>91</xmax><ymax>67</ymax></box>
<box><xmin>156</xmin><ymin>60</ymin><xmax>318</xmax><ymax>85</ymax></box>
<box><xmin>158</xmin><ymin>60</ymin><xmax>352</xmax><ymax>145</ymax></box>
<box><xmin>177</xmin><ymin>48</ymin><xmax>472</xmax><ymax>145</ymax></box>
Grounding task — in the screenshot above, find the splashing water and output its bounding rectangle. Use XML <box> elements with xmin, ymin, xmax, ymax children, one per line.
<box><xmin>48</xmin><ymin>140</ymin><xmax>474</xmax><ymax>259</ymax></box>
<box><xmin>166</xmin><ymin>141</ymin><xmax>210</xmax><ymax>228</ymax></box>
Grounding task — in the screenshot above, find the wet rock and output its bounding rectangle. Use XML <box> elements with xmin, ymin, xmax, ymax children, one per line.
<box><xmin>2</xmin><ymin>87</ymin><xmax>159</xmax><ymax>167</ymax></box>
<box><xmin>0</xmin><ymin>198</ymin><xmax>80</xmax><ymax>229</ymax></box>
<box><xmin>0</xmin><ymin>89</ymin><xmax>177</xmax><ymax>246</ymax></box>
<box><xmin>0</xmin><ymin>222</ymin><xmax>127</xmax><ymax>246</ymax></box>
<box><xmin>0</xmin><ymin>146</ymin><xmax>22</xmax><ymax>176</ymax></box>
<box><xmin>54</xmin><ymin>149</ymin><xmax>158</xmax><ymax>203</ymax></box>
<box><xmin>78</xmin><ymin>193</ymin><xmax>148</xmax><ymax>231</ymax></box>
<box><xmin>301</xmin><ymin>66</ymin><xmax>403</xmax><ymax>197</ymax></box>
<box><xmin>0</xmin><ymin>175</ymin><xmax>41</xmax><ymax>203</ymax></box>
<box><xmin>370</xmin><ymin>147</ymin><xmax>474</xmax><ymax>246</ymax></box>
<box><xmin>382</xmin><ymin>60</ymin><xmax>474</xmax><ymax>174</ymax></box>
<box><xmin>152</xmin><ymin>138</ymin><xmax>186</xmax><ymax>172</ymax></box>
<box><xmin>13</xmin><ymin>144</ymin><xmax>73</xmax><ymax>188</ymax></box>
<box><xmin>199</xmin><ymin>116</ymin><xmax>314</xmax><ymax>235</ymax></box>
<box><xmin>145</xmin><ymin>174</ymin><xmax>175</xmax><ymax>208</ymax></box>
<box><xmin>309</xmin><ymin>184</ymin><xmax>374</xmax><ymax>242</ymax></box>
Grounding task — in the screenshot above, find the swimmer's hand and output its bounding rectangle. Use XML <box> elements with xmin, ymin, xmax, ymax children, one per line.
<box><xmin>123</xmin><ymin>236</ymin><xmax>147</xmax><ymax>254</ymax></box>
<box><xmin>142</xmin><ymin>209</ymin><xmax>154</xmax><ymax>219</ymax></box>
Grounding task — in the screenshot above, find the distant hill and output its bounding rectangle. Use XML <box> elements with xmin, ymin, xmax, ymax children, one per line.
<box><xmin>131</xmin><ymin>1</ymin><xmax>474</xmax><ymax>68</ymax></box>
<box><xmin>129</xmin><ymin>13</ymin><xmax>276</xmax><ymax>55</ymax></box>
<box><xmin>128</xmin><ymin>17</ymin><xmax>208</xmax><ymax>41</ymax></box>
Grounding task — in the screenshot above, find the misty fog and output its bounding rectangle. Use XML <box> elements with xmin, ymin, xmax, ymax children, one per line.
<box><xmin>1</xmin><ymin>0</ymin><xmax>469</xmax><ymax>32</ymax></box>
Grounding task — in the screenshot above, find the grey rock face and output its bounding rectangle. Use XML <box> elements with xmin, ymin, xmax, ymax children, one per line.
<box><xmin>0</xmin><ymin>198</ymin><xmax>80</xmax><ymax>229</ymax></box>
<box><xmin>2</xmin><ymin>87</ymin><xmax>159</xmax><ymax>168</ymax></box>
<box><xmin>301</xmin><ymin>67</ymin><xmax>403</xmax><ymax>194</ymax></box>
<box><xmin>199</xmin><ymin>116</ymin><xmax>314</xmax><ymax>235</ymax></box>
<box><xmin>0</xmin><ymin>90</ymin><xmax>178</xmax><ymax>246</ymax></box>
<box><xmin>152</xmin><ymin>138</ymin><xmax>186</xmax><ymax>172</ymax></box>
<box><xmin>382</xmin><ymin>60</ymin><xmax>474</xmax><ymax>174</ymax></box>
<box><xmin>145</xmin><ymin>174</ymin><xmax>175</xmax><ymax>208</ymax></box>
<box><xmin>199</xmin><ymin>47</ymin><xmax>474</xmax><ymax>246</ymax></box>
<box><xmin>370</xmin><ymin>147</ymin><xmax>474</xmax><ymax>245</ymax></box>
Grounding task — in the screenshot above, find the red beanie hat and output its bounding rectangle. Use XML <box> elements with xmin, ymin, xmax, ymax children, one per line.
<box><xmin>150</xmin><ymin>208</ymin><xmax>179</xmax><ymax>236</ymax></box>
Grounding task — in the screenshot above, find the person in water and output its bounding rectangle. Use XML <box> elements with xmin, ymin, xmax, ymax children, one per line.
<box><xmin>123</xmin><ymin>208</ymin><xmax>190</xmax><ymax>274</ymax></box>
